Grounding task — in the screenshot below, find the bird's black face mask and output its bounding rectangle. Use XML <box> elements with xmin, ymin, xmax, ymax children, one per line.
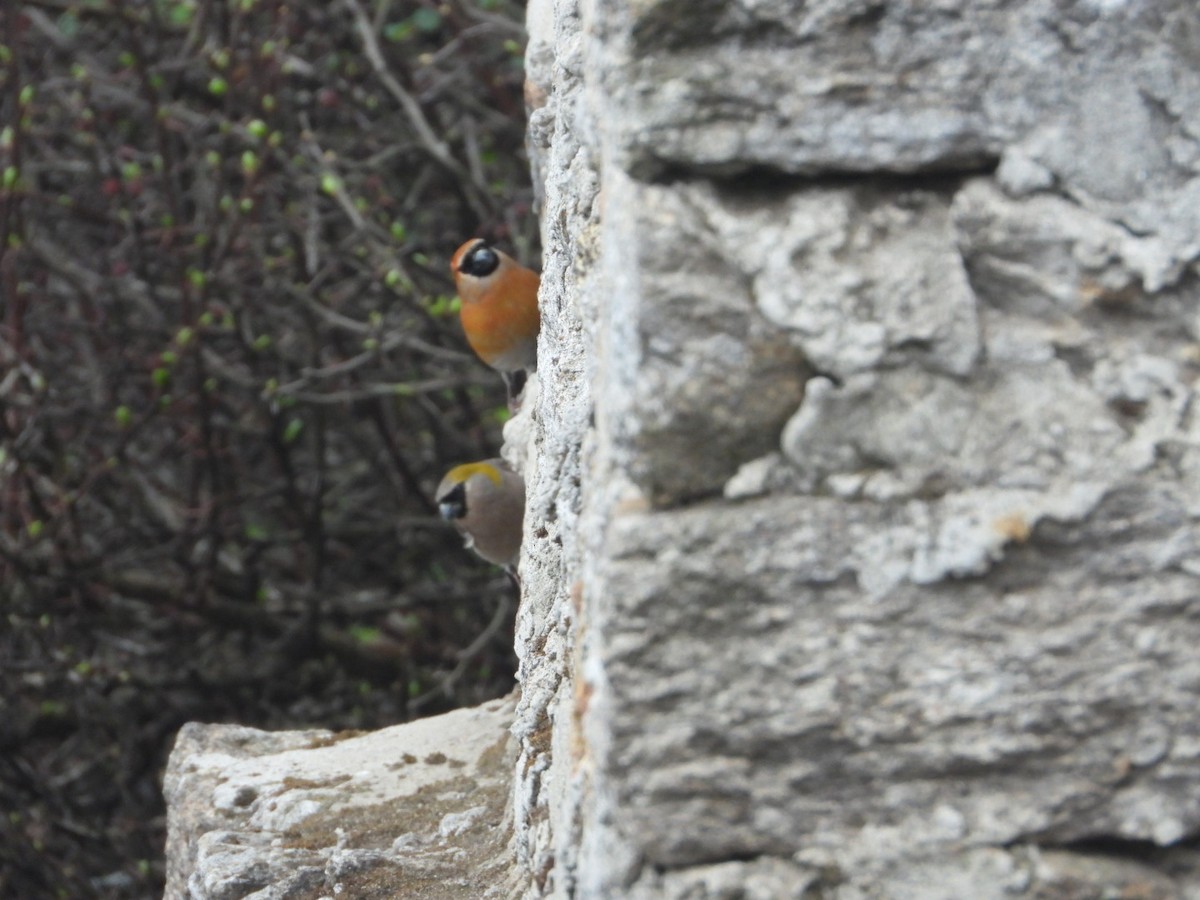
<box><xmin>437</xmin><ymin>482</ymin><xmax>468</xmax><ymax>521</ymax></box>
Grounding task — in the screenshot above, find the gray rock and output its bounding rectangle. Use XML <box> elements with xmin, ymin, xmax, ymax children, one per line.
<box><xmin>163</xmin><ymin>696</ymin><xmax>516</xmax><ymax>899</ymax></box>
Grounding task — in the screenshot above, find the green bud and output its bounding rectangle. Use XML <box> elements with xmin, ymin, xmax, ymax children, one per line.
<box><xmin>282</xmin><ymin>418</ymin><xmax>303</xmax><ymax>444</ymax></box>
<box><xmin>320</xmin><ymin>173</ymin><xmax>342</xmax><ymax>196</ymax></box>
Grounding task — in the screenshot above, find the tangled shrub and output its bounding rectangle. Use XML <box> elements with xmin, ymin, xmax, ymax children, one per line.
<box><xmin>0</xmin><ymin>1</ymin><xmax>532</xmax><ymax>894</ymax></box>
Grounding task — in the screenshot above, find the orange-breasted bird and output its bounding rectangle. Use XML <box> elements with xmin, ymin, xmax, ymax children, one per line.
<box><xmin>450</xmin><ymin>238</ymin><xmax>541</xmax><ymax>400</ymax></box>
<box><xmin>435</xmin><ymin>458</ymin><xmax>526</xmax><ymax>571</ymax></box>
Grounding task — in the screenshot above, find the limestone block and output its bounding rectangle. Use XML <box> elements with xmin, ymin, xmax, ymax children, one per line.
<box><xmin>586</xmin><ymin>487</ymin><xmax>1200</xmax><ymax>881</ymax></box>
<box><xmin>163</xmin><ymin>696</ymin><xmax>516</xmax><ymax>899</ymax></box>
<box><xmin>722</xmin><ymin>185</ymin><xmax>982</xmax><ymax>379</ymax></box>
<box><xmin>602</xmin><ymin>0</ymin><xmax>1200</xmax><ymax>207</ymax></box>
<box><xmin>598</xmin><ymin>175</ymin><xmax>811</xmax><ymax>504</ymax></box>
<box><xmin>620</xmin><ymin>845</ymin><xmax>1200</xmax><ymax>900</ymax></box>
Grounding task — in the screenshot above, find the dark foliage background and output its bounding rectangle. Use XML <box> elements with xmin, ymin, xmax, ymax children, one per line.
<box><xmin>0</xmin><ymin>1</ymin><xmax>533</xmax><ymax>895</ymax></box>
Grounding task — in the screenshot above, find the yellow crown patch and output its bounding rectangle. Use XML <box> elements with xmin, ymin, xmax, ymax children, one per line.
<box><xmin>446</xmin><ymin>462</ymin><xmax>503</xmax><ymax>486</ymax></box>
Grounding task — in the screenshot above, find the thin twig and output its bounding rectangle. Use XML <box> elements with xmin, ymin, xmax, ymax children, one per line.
<box><xmin>343</xmin><ymin>0</ymin><xmax>492</xmax><ymax>222</ymax></box>
<box><xmin>408</xmin><ymin>591</ymin><xmax>513</xmax><ymax>712</ymax></box>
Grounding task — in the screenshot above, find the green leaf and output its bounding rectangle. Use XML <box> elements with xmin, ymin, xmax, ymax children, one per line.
<box><xmin>412</xmin><ymin>8</ymin><xmax>442</xmax><ymax>32</ymax></box>
<box><xmin>350</xmin><ymin>624</ymin><xmax>381</xmax><ymax>644</ymax></box>
<box><xmin>166</xmin><ymin>1</ymin><xmax>195</xmax><ymax>26</ymax></box>
<box><xmin>57</xmin><ymin>12</ymin><xmax>81</xmax><ymax>38</ymax></box>
<box><xmin>384</xmin><ymin>21</ymin><xmax>414</xmax><ymax>41</ymax></box>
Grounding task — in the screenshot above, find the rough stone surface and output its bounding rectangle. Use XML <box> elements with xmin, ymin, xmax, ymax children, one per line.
<box><xmin>164</xmin><ymin>1</ymin><xmax>1200</xmax><ymax>897</ymax></box>
<box><xmin>163</xmin><ymin>695</ymin><xmax>516</xmax><ymax>900</ymax></box>
<box><xmin>515</xmin><ymin>0</ymin><xmax>1200</xmax><ymax>897</ymax></box>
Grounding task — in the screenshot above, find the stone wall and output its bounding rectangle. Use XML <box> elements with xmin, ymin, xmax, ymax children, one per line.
<box><xmin>164</xmin><ymin>1</ymin><xmax>1200</xmax><ymax>897</ymax></box>
<box><xmin>515</xmin><ymin>0</ymin><xmax>1200</xmax><ymax>896</ymax></box>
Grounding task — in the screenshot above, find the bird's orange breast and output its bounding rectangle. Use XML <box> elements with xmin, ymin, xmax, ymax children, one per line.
<box><xmin>459</xmin><ymin>267</ymin><xmax>541</xmax><ymax>371</ymax></box>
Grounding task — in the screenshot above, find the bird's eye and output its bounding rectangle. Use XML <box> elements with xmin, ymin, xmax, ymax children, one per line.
<box><xmin>460</xmin><ymin>244</ymin><xmax>500</xmax><ymax>277</ymax></box>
